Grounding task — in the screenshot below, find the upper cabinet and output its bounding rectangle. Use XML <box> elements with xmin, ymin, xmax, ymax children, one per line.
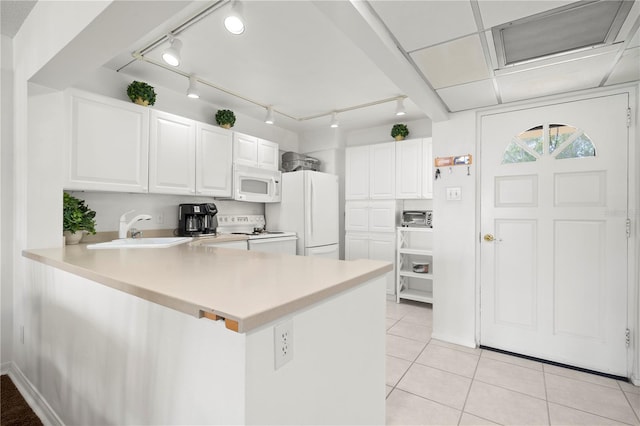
<box><xmin>345</xmin><ymin>142</ymin><xmax>395</xmax><ymax>200</ymax></box>
<box><xmin>195</xmin><ymin>123</ymin><xmax>233</xmax><ymax>197</ymax></box>
<box><xmin>65</xmin><ymin>90</ymin><xmax>150</xmax><ymax>192</ymax></box>
<box><xmin>233</xmin><ymin>132</ymin><xmax>279</xmax><ymax>170</ymax></box>
<box><xmin>395</xmin><ymin>137</ymin><xmax>433</xmax><ymax>199</ymax></box>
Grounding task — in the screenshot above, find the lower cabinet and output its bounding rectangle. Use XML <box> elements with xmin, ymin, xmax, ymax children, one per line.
<box><xmin>346</xmin><ymin>232</ymin><xmax>395</xmax><ymax>295</ymax></box>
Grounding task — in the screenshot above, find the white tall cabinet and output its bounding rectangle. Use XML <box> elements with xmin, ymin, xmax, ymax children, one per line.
<box><xmin>395</xmin><ymin>137</ymin><xmax>433</xmax><ymax>199</ymax></box>
<box><xmin>64</xmin><ymin>90</ymin><xmax>150</xmax><ymax>192</ymax></box>
<box><xmin>345</xmin><ymin>142</ymin><xmax>395</xmax><ymax>200</ymax></box>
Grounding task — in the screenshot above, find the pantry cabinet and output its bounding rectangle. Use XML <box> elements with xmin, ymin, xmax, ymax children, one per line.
<box><xmin>345</xmin><ymin>232</ymin><xmax>396</xmax><ymax>294</ymax></box>
<box><xmin>395</xmin><ymin>137</ymin><xmax>433</xmax><ymax>199</ymax></box>
<box><xmin>233</xmin><ymin>132</ymin><xmax>279</xmax><ymax>170</ymax></box>
<box><xmin>64</xmin><ymin>90</ymin><xmax>150</xmax><ymax>192</ymax></box>
<box><xmin>345</xmin><ymin>142</ymin><xmax>395</xmax><ymax>200</ymax></box>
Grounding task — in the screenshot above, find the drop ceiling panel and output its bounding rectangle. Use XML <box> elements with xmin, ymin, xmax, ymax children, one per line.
<box><xmin>477</xmin><ymin>1</ymin><xmax>575</xmax><ymax>29</ymax></box>
<box><xmin>370</xmin><ymin>1</ymin><xmax>477</xmax><ymax>52</ymax></box>
<box><xmin>606</xmin><ymin>47</ymin><xmax>640</xmax><ymax>85</ymax></box>
<box><xmin>437</xmin><ymin>79</ymin><xmax>498</xmax><ymax>111</ymax></box>
<box><xmin>497</xmin><ymin>50</ymin><xmax>619</xmax><ymax>103</ymax></box>
<box><xmin>410</xmin><ymin>34</ymin><xmax>490</xmax><ymax>89</ymax></box>
<box><xmin>615</xmin><ymin>0</ymin><xmax>640</xmax><ymax>43</ymax></box>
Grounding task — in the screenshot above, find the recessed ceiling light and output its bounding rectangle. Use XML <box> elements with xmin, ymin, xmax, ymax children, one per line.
<box><xmin>224</xmin><ymin>1</ymin><xmax>245</xmax><ymax>35</ymax></box>
<box><xmin>162</xmin><ymin>36</ymin><xmax>182</xmax><ymax>67</ymax></box>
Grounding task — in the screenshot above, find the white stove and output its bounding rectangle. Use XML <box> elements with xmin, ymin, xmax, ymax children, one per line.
<box><xmin>216</xmin><ymin>215</ymin><xmax>297</xmax><ymax>254</ymax></box>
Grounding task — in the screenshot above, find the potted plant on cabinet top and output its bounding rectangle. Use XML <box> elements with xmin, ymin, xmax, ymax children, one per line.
<box><xmin>63</xmin><ymin>192</ymin><xmax>97</xmax><ymax>245</ymax></box>
<box><xmin>127</xmin><ymin>80</ymin><xmax>157</xmax><ymax>106</ymax></box>
<box><xmin>391</xmin><ymin>123</ymin><xmax>409</xmax><ymax>141</ymax></box>
<box><xmin>215</xmin><ymin>109</ymin><xmax>236</xmax><ymax>129</ymax></box>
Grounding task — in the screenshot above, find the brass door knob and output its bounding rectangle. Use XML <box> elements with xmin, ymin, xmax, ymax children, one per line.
<box><xmin>483</xmin><ymin>234</ymin><xmax>495</xmax><ymax>242</ymax></box>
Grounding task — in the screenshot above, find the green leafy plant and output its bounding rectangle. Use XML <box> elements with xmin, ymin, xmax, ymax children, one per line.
<box><xmin>391</xmin><ymin>123</ymin><xmax>409</xmax><ymax>140</ymax></box>
<box><xmin>63</xmin><ymin>192</ymin><xmax>97</xmax><ymax>234</ymax></box>
<box><xmin>126</xmin><ymin>81</ymin><xmax>157</xmax><ymax>106</ymax></box>
<box><xmin>215</xmin><ymin>109</ymin><xmax>236</xmax><ymax>128</ymax></box>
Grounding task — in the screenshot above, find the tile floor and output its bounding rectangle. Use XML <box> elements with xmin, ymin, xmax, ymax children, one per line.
<box><xmin>385</xmin><ymin>300</ymin><xmax>640</xmax><ymax>425</ymax></box>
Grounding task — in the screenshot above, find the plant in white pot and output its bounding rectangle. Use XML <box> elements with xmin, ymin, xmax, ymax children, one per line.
<box><xmin>63</xmin><ymin>192</ymin><xmax>97</xmax><ymax>245</ymax></box>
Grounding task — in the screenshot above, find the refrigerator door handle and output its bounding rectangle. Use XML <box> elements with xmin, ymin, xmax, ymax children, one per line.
<box><xmin>310</xmin><ymin>178</ymin><xmax>314</xmax><ymax>236</ymax></box>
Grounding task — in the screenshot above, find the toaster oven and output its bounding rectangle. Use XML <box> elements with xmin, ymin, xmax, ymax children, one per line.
<box><xmin>401</xmin><ymin>210</ymin><xmax>433</xmax><ymax>228</ymax></box>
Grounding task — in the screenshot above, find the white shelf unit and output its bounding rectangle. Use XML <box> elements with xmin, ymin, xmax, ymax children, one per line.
<box><xmin>396</xmin><ymin>227</ymin><xmax>433</xmax><ymax>304</ymax></box>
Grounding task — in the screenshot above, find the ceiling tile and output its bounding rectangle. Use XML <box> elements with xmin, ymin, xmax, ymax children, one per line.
<box><xmin>627</xmin><ymin>25</ymin><xmax>640</xmax><ymax>49</ymax></box>
<box><xmin>437</xmin><ymin>79</ymin><xmax>498</xmax><ymax>111</ymax></box>
<box><xmin>496</xmin><ymin>50</ymin><xmax>619</xmax><ymax>103</ymax></box>
<box><xmin>477</xmin><ymin>0</ymin><xmax>574</xmax><ymax>29</ymax></box>
<box><xmin>605</xmin><ymin>47</ymin><xmax>640</xmax><ymax>85</ymax></box>
<box><xmin>615</xmin><ymin>0</ymin><xmax>640</xmax><ymax>43</ymax></box>
<box><xmin>370</xmin><ymin>1</ymin><xmax>477</xmax><ymax>52</ymax></box>
<box><xmin>410</xmin><ymin>35</ymin><xmax>490</xmax><ymax>89</ymax></box>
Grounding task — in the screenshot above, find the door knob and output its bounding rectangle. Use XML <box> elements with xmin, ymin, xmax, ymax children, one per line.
<box><xmin>484</xmin><ymin>234</ymin><xmax>495</xmax><ymax>242</ymax></box>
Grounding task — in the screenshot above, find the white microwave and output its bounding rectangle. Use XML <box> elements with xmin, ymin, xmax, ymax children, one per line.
<box><xmin>233</xmin><ymin>165</ymin><xmax>281</xmax><ymax>203</ymax></box>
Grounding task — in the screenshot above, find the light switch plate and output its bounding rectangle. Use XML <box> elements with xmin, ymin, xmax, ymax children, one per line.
<box><xmin>446</xmin><ymin>187</ymin><xmax>462</xmax><ymax>201</ymax></box>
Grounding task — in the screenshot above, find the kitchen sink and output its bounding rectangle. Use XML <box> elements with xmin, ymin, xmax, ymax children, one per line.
<box><xmin>87</xmin><ymin>237</ymin><xmax>192</xmax><ymax>249</ymax></box>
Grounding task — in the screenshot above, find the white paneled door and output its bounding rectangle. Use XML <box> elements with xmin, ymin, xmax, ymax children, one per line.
<box><xmin>480</xmin><ymin>94</ymin><xmax>629</xmax><ymax>376</ymax></box>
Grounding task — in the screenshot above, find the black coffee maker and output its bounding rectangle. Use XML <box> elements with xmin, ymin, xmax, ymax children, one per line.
<box><xmin>178</xmin><ymin>203</ymin><xmax>218</xmax><ymax>236</ymax></box>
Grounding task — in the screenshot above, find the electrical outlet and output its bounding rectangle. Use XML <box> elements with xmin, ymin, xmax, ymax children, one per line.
<box><xmin>274</xmin><ymin>320</ymin><xmax>293</xmax><ymax>370</ymax></box>
<box><xmin>156</xmin><ymin>213</ymin><xmax>164</xmax><ymax>225</ymax></box>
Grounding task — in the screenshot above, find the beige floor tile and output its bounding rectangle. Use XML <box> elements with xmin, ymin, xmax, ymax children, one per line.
<box><xmin>386</xmin><ymin>385</ymin><xmax>394</xmax><ymax>397</ymax></box>
<box><xmin>386</xmin><ymin>355</ymin><xmax>411</xmax><ymax>387</ymax></box>
<box><xmin>626</xmin><ymin>391</ymin><xmax>640</xmax><ymax>420</ymax></box>
<box><xmin>397</xmin><ymin>363</ymin><xmax>472</xmax><ymax>409</ymax></box>
<box><xmin>386</xmin><ymin>389</ymin><xmax>460</xmax><ymax>425</ymax></box>
<box><xmin>386</xmin><ymin>317</ymin><xmax>398</xmax><ymax>330</ymax></box>
<box><xmin>430</xmin><ymin>338</ymin><xmax>481</xmax><ymax>355</ymax></box>
<box><xmin>458</xmin><ymin>412</ymin><xmax>499</xmax><ymax>425</ymax></box>
<box><xmin>415</xmin><ymin>344</ymin><xmax>479</xmax><ymax>378</ymax></box>
<box><xmin>387</xmin><ymin>334</ymin><xmax>427</xmax><ymax>362</ymax></box>
<box><xmin>400</xmin><ymin>307</ymin><xmax>433</xmax><ymax>327</ymax></box>
<box><xmin>388</xmin><ymin>320</ymin><xmax>432</xmax><ymax>342</ymax></box>
<box><xmin>480</xmin><ymin>349</ymin><xmax>543</xmax><ymax>371</ymax></box>
<box><xmin>548</xmin><ymin>402</ymin><xmax>630</xmax><ymax>425</ymax></box>
<box><xmin>544</xmin><ymin>364</ymin><xmax>620</xmax><ymax>389</ymax></box>
<box><xmin>620</xmin><ymin>380</ymin><xmax>640</xmax><ymax>395</ymax></box>
<box><xmin>386</xmin><ymin>300</ymin><xmax>424</xmax><ymax>320</ymax></box>
<box><xmin>465</xmin><ymin>381</ymin><xmax>549</xmax><ymax>425</ymax></box>
<box><xmin>545</xmin><ymin>372</ymin><xmax>637</xmax><ymax>424</ymax></box>
<box><xmin>475</xmin><ymin>357</ymin><xmax>546</xmax><ymax>399</ymax></box>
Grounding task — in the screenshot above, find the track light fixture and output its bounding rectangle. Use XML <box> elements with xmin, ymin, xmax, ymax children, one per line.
<box><xmin>187</xmin><ymin>75</ymin><xmax>200</xmax><ymax>99</ymax></box>
<box><xmin>162</xmin><ymin>35</ymin><xmax>182</xmax><ymax>66</ymax></box>
<box><xmin>395</xmin><ymin>98</ymin><xmax>406</xmax><ymax>116</ymax></box>
<box><xmin>330</xmin><ymin>112</ymin><xmax>339</xmax><ymax>128</ymax></box>
<box><xmin>224</xmin><ymin>1</ymin><xmax>245</xmax><ymax>35</ymax></box>
<box><xmin>265</xmin><ymin>106</ymin><xmax>275</xmax><ymax>124</ymax></box>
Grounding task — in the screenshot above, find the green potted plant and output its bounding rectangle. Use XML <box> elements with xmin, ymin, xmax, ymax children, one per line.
<box><xmin>215</xmin><ymin>109</ymin><xmax>236</xmax><ymax>129</ymax></box>
<box><xmin>63</xmin><ymin>192</ymin><xmax>97</xmax><ymax>245</ymax></box>
<box><xmin>391</xmin><ymin>123</ymin><xmax>409</xmax><ymax>141</ymax></box>
<box><xmin>127</xmin><ymin>80</ymin><xmax>157</xmax><ymax>106</ymax></box>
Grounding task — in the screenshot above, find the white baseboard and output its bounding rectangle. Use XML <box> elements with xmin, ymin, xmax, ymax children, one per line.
<box><xmin>2</xmin><ymin>361</ymin><xmax>64</xmax><ymax>426</ymax></box>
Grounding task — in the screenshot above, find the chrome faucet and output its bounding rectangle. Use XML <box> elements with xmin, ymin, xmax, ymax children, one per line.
<box><xmin>119</xmin><ymin>210</ymin><xmax>152</xmax><ymax>239</ymax></box>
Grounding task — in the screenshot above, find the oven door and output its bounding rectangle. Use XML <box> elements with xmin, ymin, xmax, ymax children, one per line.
<box><xmin>233</xmin><ymin>165</ymin><xmax>281</xmax><ymax>203</ymax></box>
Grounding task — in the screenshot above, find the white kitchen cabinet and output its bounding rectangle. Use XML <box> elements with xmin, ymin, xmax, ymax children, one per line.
<box><xmin>345</xmin><ymin>232</ymin><xmax>396</xmax><ymax>294</ymax></box>
<box><xmin>196</xmin><ymin>123</ymin><xmax>233</xmax><ymax>197</ymax></box>
<box><xmin>396</xmin><ymin>227</ymin><xmax>433</xmax><ymax>304</ymax></box>
<box><xmin>233</xmin><ymin>132</ymin><xmax>279</xmax><ymax>170</ymax></box>
<box><xmin>149</xmin><ymin>110</ymin><xmax>196</xmax><ymax>195</ymax></box>
<box><xmin>345</xmin><ymin>200</ymin><xmax>398</xmax><ymax>233</ymax></box>
<box><xmin>395</xmin><ymin>137</ymin><xmax>433</xmax><ymax>199</ymax></box>
<box><xmin>346</xmin><ymin>143</ymin><xmax>395</xmax><ymax>200</ymax></box>
<box><xmin>65</xmin><ymin>90</ymin><xmax>150</xmax><ymax>192</ymax></box>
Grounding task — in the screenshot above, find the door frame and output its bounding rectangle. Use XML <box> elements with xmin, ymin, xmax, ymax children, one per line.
<box><xmin>474</xmin><ymin>84</ymin><xmax>638</xmax><ymax>381</ymax></box>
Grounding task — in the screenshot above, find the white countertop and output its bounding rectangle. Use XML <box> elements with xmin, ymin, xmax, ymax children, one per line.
<box><xmin>23</xmin><ymin>238</ymin><xmax>391</xmax><ymax>333</ymax></box>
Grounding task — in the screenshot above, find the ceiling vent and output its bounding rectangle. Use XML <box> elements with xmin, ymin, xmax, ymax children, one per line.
<box><xmin>492</xmin><ymin>0</ymin><xmax>633</xmax><ymax>67</ymax></box>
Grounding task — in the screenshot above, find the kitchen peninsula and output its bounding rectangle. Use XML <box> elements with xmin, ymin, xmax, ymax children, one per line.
<box><xmin>22</xmin><ymin>242</ymin><xmax>391</xmax><ymax>425</ymax></box>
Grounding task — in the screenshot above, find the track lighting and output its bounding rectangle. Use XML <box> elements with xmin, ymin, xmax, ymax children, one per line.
<box><xmin>162</xmin><ymin>35</ymin><xmax>182</xmax><ymax>66</ymax></box>
<box><xmin>265</xmin><ymin>106</ymin><xmax>275</xmax><ymax>124</ymax></box>
<box><xmin>330</xmin><ymin>112</ymin><xmax>339</xmax><ymax>128</ymax></box>
<box><xmin>224</xmin><ymin>1</ymin><xmax>245</xmax><ymax>35</ymax></box>
<box><xmin>187</xmin><ymin>75</ymin><xmax>200</xmax><ymax>99</ymax></box>
<box><xmin>395</xmin><ymin>98</ymin><xmax>406</xmax><ymax>116</ymax></box>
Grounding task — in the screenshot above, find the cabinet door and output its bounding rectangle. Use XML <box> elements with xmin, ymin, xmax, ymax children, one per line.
<box><xmin>368</xmin><ymin>233</ymin><xmax>396</xmax><ymax>294</ymax></box>
<box><xmin>345</xmin><ymin>145</ymin><xmax>370</xmax><ymax>200</ymax></box>
<box><xmin>422</xmin><ymin>137</ymin><xmax>433</xmax><ymax>199</ymax></box>
<box><xmin>369</xmin><ymin>200</ymin><xmax>397</xmax><ymax>233</ymax></box>
<box><xmin>395</xmin><ymin>138</ymin><xmax>422</xmax><ymax>199</ymax></box>
<box><xmin>233</xmin><ymin>132</ymin><xmax>258</xmax><ymax>166</ymax></box>
<box><xmin>149</xmin><ymin>110</ymin><xmax>196</xmax><ymax>195</ymax></box>
<box><xmin>345</xmin><ymin>201</ymin><xmax>369</xmax><ymax>232</ymax></box>
<box><xmin>257</xmin><ymin>139</ymin><xmax>279</xmax><ymax>170</ymax></box>
<box><xmin>345</xmin><ymin>233</ymin><xmax>369</xmax><ymax>260</ymax></box>
<box><xmin>66</xmin><ymin>91</ymin><xmax>149</xmax><ymax>192</ymax></box>
<box><xmin>369</xmin><ymin>142</ymin><xmax>395</xmax><ymax>199</ymax></box>
<box><xmin>196</xmin><ymin>123</ymin><xmax>232</xmax><ymax>197</ymax></box>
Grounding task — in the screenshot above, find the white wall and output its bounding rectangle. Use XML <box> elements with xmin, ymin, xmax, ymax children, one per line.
<box><xmin>431</xmin><ymin>111</ymin><xmax>477</xmax><ymax>348</ymax></box>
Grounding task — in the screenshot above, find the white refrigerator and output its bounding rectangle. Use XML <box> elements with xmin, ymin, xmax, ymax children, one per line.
<box><xmin>265</xmin><ymin>171</ymin><xmax>339</xmax><ymax>259</ymax></box>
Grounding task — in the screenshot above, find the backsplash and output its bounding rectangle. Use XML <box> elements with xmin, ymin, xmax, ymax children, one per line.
<box><xmin>66</xmin><ymin>191</ymin><xmax>264</xmax><ymax>233</ymax></box>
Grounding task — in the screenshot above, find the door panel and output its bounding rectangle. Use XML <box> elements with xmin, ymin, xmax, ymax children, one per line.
<box><xmin>305</xmin><ymin>172</ymin><xmax>339</xmax><ymax>247</ymax></box>
<box><xmin>480</xmin><ymin>94</ymin><xmax>628</xmax><ymax>375</ymax></box>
